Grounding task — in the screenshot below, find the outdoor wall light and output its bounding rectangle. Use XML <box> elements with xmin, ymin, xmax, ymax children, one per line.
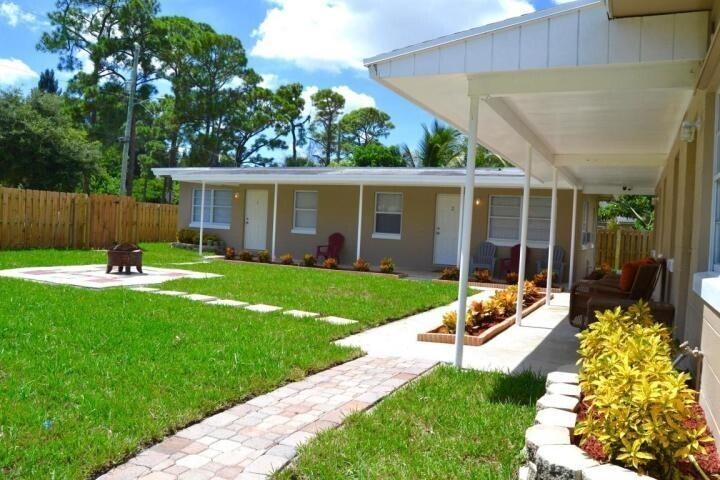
<box><xmin>233</xmin><ymin>192</ymin><xmax>240</xmax><ymax>199</ymax></box>
<box><xmin>475</xmin><ymin>198</ymin><xmax>481</xmax><ymax>206</ymax></box>
<box><xmin>681</xmin><ymin>119</ymin><xmax>701</xmax><ymax>143</ymax></box>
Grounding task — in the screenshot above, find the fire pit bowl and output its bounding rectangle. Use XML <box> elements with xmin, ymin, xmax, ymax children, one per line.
<box><xmin>106</xmin><ymin>243</ymin><xmax>143</xmax><ymax>274</ymax></box>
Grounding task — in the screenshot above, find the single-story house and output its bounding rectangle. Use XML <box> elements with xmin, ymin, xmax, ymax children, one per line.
<box><xmin>152</xmin><ymin>166</ymin><xmax>600</xmax><ymax>280</ymax></box>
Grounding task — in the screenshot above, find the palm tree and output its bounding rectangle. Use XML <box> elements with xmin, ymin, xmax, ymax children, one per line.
<box><xmin>402</xmin><ymin>120</ymin><xmax>464</xmax><ymax>167</ymax></box>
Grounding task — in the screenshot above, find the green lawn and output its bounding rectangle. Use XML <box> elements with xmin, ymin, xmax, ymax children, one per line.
<box><xmin>277</xmin><ymin>366</ymin><xmax>544</xmax><ymax>480</ymax></box>
<box><xmin>162</xmin><ymin>261</ymin><xmax>459</xmax><ymax>326</ymax></box>
<box><xmin>0</xmin><ymin>244</ymin><xmax>461</xmax><ymax>478</ymax></box>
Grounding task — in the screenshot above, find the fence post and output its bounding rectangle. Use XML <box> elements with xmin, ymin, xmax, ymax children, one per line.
<box><xmin>614</xmin><ymin>229</ymin><xmax>622</xmax><ymax>270</ymax></box>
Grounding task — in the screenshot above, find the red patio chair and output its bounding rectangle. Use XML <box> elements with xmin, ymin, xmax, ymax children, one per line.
<box><xmin>499</xmin><ymin>244</ymin><xmax>529</xmax><ymax>277</ymax></box>
<box><xmin>316</xmin><ymin>233</ymin><xmax>344</xmax><ymax>263</ymax></box>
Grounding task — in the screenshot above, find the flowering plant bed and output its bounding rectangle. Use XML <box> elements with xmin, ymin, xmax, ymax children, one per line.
<box><xmin>222</xmin><ymin>258</ymin><xmax>407</xmax><ymax>278</ymax></box>
<box><xmin>418</xmin><ymin>282</ymin><xmax>546</xmax><ymax>346</ymax></box>
<box><xmin>433</xmin><ymin>278</ymin><xmax>562</xmax><ymax>292</ymax></box>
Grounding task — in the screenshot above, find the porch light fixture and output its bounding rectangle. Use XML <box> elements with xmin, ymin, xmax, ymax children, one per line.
<box><xmin>233</xmin><ymin>192</ymin><xmax>240</xmax><ymax>199</ymax></box>
<box><xmin>681</xmin><ymin>119</ymin><xmax>701</xmax><ymax>143</ymax></box>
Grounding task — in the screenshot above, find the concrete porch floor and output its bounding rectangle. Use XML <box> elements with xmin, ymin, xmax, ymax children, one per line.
<box><xmin>336</xmin><ymin>291</ymin><xmax>578</xmax><ymax>375</ymax></box>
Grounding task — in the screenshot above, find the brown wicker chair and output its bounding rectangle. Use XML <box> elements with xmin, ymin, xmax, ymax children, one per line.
<box><xmin>569</xmin><ymin>261</ymin><xmax>662</xmax><ymax>329</ymax></box>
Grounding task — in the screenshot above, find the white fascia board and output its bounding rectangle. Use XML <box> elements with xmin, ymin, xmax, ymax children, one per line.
<box><xmin>363</xmin><ymin>0</ymin><xmax>601</xmax><ymax>66</ymax></box>
<box><xmin>582</xmin><ymin>184</ymin><xmax>656</xmax><ymax>195</ymax></box>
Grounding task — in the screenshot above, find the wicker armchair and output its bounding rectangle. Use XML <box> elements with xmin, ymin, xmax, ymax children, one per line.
<box><xmin>569</xmin><ymin>261</ymin><xmax>662</xmax><ymax>329</ymax></box>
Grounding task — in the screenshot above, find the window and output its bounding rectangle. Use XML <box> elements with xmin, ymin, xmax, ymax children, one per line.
<box><xmin>293</xmin><ymin>191</ymin><xmax>318</xmax><ymax>234</ymax></box>
<box><xmin>191</xmin><ymin>188</ymin><xmax>232</xmax><ymax>229</ymax></box>
<box><xmin>581</xmin><ymin>199</ymin><xmax>593</xmax><ymax>248</ymax></box>
<box><xmin>373</xmin><ymin>192</ymin><xmax>403</xmax><ymax>239</ymax></box>
<box><xmin>487</xmin><ymin>195</ymin><xmax>551</xmax><ymax>246</ymax></box>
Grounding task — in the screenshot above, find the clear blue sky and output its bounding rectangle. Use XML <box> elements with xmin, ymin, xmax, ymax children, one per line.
<box><xmin>0</xmin><ymin>0</ymin><xmax>563</xmax><ymax>156</ymax></box>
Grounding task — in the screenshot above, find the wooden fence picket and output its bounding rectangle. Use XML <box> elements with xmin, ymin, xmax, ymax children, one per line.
<box><xmin>596</xmin><ymin>228</ymin><xmax>654</xmax><ymax>269</ymax></box>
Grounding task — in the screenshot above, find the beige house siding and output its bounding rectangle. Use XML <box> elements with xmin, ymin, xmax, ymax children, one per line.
<box><xmin>702</xmin><ymin>305</ymin><xmax>720</xmax><ymax>440</ymax></box>
<box><xmin>177</xmin><ymin>183</ymin><xmax>585</xmax><ymax>277</ymax></box>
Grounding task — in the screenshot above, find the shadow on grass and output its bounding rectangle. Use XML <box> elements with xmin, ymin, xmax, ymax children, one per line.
<box><xmin>487</xmin><ymin>370</ymin><xmax>545</xmax><ymax>406</ymax></box>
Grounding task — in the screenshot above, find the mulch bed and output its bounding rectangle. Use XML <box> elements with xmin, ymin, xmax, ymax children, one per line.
<box><xmin>222</xmin><ymin>258</ymin><xmax>408</xmax><ymax>278</ymax></box>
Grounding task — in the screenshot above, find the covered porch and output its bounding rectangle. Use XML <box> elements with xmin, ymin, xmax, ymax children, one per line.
<box><xmin>364</xmin><ymin>0</ymin><xmax>708</xmax><ymax>366</ymax></box>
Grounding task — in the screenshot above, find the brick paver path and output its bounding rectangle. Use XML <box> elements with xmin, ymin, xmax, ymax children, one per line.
<box><xmin>99</xmin><ymin>356</ymin><xmax>437</xmax><ymax>480</ymax></box>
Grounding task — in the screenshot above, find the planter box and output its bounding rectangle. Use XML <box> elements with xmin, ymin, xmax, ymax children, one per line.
<box><xmin>433</xmin><ymin>278</ymin><xmax>563</xmax><ymax>293</ymax></box>
<box><xmin>417</xmin><ymin>296</ymin><xmax>547</xmax><ymax>347</ymax></box>
<box><xmin>221</xmin><ymin>258</ymin><xmax>408</xmax><ymax>279</ymax></box>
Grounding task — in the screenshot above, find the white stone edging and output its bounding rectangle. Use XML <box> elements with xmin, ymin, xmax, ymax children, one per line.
<box><xmin>518</xmin><ymin>364</ymin><xmax>656</xmax><ymax>480</ymax></box>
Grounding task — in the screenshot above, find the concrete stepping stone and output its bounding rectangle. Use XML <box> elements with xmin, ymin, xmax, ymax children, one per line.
<box><xmin>129</xmin><ymin>287</ymin><xmax>160</xmax><ymax>292</ymax></box>
<box><xmin>546</xmin><ymin>371</ymin><xmax>579</xmax><ymax>386</ymax></box>
<box><xmin>536</xmin><ymin>445</ymin><xmax>599</xmax><ymax>480</ymax></box>
<box><xmin>207</xmin><ymin>299</ymin><xmax>249</xmax><ymax>307</ymax></box>
<box><xmin>546</xmin><ymin>383</ymin><xmax>581</xmax><ymax>398</ymax></box>
<box><xmin>525</xmin><ymin>424</ymin><xmax>571</xmax><ymax>463</ymax></box>
<box><xmin>537</xmin><ymin>394</ymin><xmax>579</xmax><ymax>412</ymax></box>
<box><xmin>283</xmin><ymin>310</ymin><xmax>320</xmax><ymax>318</ymax></box>
<box><xmin>582</xmin><ymin>464</ymin><xmax>655</xmax><ymax>479</ymax></box>
<box><xmin>245</xmin><ymin>304</ymin><xmax>283</xmax><ymax>313</ymax></box>
<box><xmin>152</xmin><ymin>290</ymin><xmax>188</xmax><ymax>296</ymax></box>
<box><xmin>317</xmin><ymin>316</ymin><xmax>358</xmax><ymax>325</ymax></box>
<box><xmin>182</xmin><ymin>293</ymin><xmax>218</xmax><ymax>302</ymax></box>
<box><xmin>535</xmin><ymin>408</ymin><xmax>577</xmax><ymax>430</ymax></box>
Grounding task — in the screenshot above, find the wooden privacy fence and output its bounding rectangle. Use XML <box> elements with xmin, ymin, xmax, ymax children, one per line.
<box><xmin>596</xmin><ymin>228</ymin><xmax>654</xmax><ymax>269</ymax></box>
<box><xmin>0</xmin><ymin>187</ymin><xmax>178</xmax><ymax>250</ymax></box>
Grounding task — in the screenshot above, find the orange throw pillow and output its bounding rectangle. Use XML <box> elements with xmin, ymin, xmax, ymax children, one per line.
<box><xmin>619</xmin><ymin>261</ymin><xmax>640</xmax><ymax>292</ymax></box>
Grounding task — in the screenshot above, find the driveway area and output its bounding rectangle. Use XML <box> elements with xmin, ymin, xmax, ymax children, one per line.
<box><xmin>337</xmin><ymin>291</ymin><xmax>578</xmax><ymax>375</ymax></box>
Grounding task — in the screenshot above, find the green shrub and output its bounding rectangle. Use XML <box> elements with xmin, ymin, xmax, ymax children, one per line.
<box><xmin>238</xmin><ymin>251</ymin><xmax>253</xmax><ymax>261</ymax></box>
<box><xmin>177</xmin><ymin>228</ymin><xmax>197</xmax><ymax>244</ymax></box>
<box><xmin>302</xmin><ymin>254</ymin><xmax>316</xmax><ymax>267</ymax></box>
<box><xmin>257</xmin><ymin>250</ymin><xmax>270</xmax><ymax>263</ymax></box>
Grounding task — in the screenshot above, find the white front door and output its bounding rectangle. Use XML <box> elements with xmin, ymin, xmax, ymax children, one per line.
<box><xmin>433</xmin><ymin>194</ymin><xmax>461</xmax><ymax>265</ymax></box>
<box><xmin>244</xmin><ymin>189</ymin><xmax>268</xmax><ymax>250</ymax></box>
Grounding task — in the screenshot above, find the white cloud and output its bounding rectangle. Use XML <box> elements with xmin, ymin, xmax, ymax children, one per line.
<box><xmin>553</xmin><ymin>0</ymin><xmax>579</xmax><ymax>3</ymax></box>
<box><xmin>251</xmin><ymin>0</ymin><xmax>535</xmax><ymax>72</ymax></box>
<box><xmin>301</xmin><ymin>85</ymin><xmax>376</xmax><ymax>119</ymax></box>
<box><xmin>259</xmin><ymin>73</ymin><xmax>281</xmax><ymax>90</ymax></box>
<box><xmin>0</xmin><ymin>58</ymin><xmax>39</xmax><ymax>86</ymax></box>
<box><xmin>0</xmin><ymin>2</ymin><xmax>37</xmax><ymax>27</ymax></box>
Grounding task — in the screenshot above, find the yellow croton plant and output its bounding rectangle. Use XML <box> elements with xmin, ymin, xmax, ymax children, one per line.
<box><xmin>576</xmin><ymin>301</ymin><xmax>714</xmax><ymax>479</ymax></box>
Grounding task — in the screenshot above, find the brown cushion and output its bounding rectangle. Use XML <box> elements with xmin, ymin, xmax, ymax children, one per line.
<box><xmin>619</xmin><ymin>261</ymin><xmax>640</xmax><ymax>292</ymax></box>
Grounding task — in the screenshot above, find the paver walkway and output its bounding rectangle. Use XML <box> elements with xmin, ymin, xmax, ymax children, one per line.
<box><xmin>99</xmin><ymin>356</ymin><xmax>437</xmax><ymax>480</ymax></box>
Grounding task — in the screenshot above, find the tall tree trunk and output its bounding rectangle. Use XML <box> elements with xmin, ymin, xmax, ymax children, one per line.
<box><xmin>125</xmin><ymin>114</ymin><xmax>137</xmax><ymax>196</ymax></box>
<box><xmin>291</xmin><ymin>126</ymin><xmax>297</xmax><ymax>163</ymax></box>
<box><xmin>164</xmin><ymin>131</ymin><xmax>179</xmax><ymax>203</ymax></box>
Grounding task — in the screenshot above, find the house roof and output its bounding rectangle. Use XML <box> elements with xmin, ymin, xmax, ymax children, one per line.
<box><xmin>364</xmin><ymin>0</ymin><xmax>710</xmax><ymax>195</ymax></box>
<box><xmin>152</xmin><ymin>167</ymin><xmax>574</xmax><ymax>189</ymax></box>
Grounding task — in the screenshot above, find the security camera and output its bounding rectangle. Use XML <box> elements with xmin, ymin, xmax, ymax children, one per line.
<box><xmin>622</xmin><ymin>185</ymin><xmax>633</xmax><ymax>192</ymax></box>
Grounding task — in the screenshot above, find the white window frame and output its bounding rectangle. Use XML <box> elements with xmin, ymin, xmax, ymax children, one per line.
<box><xmin>190</xmin><ymin>188</ymin><xmax>232</xmax><ymax>230</ymax></box>
<box><xmin>581</xmin><ymin>199</ymin><xmax>594</xmax><ymax>250</ymax></box>
<box><xmin>710</xmin><ymin>94</ymin><xmax>720</xmax><ymax>272</ymax></box>
<box><xmin>486</xmin><ymin>195</ymin><xmax>551</xmax><ymax>247</ymax></box>
<box><xmin>292</xmin><ymin>190</ymin><xmax>318</xmax><ymax>235</ymax></box>
<box><xmin>372</xmin><ymin>192</ymin><xmax>403</xmax><ymax>240</ymax></box>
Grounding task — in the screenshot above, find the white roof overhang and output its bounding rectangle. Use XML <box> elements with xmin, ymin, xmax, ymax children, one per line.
<box><xmin>152</xmin><ymin>167</ymin><xmax>573</xmax><ymax>189</ymax></box>
<box><xmin>364</xmin><ymin>0</ymin><xmax>710</xmax><ymax>195</ymax></box>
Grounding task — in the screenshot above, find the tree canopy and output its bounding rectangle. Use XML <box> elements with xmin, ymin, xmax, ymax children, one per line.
<box><xmin>599</xmin><ymin>195</ymin><xmax>655</xmax><ymax>231</ymax></box>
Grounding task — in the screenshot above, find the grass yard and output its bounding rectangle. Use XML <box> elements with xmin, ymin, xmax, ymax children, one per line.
<box><xmin>163</xmin><ymin>261</ymin><xmax>459</xmax><ymax>326</ymax></box>
<box><xmin>277</xmin><ymin>366</ymin><xmax>544</xmax><ymax>480</ymax></box>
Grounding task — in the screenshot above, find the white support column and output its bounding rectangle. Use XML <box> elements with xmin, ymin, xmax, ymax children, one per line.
<box><xmin>356</xmin><ymin>184</ymin><xmax>364</xmax><ymax>260</ymax></box>
<box><xmin>271</xmin><ymin>183</ymin><xmax>278</xmax><ymax>261</ymax></box>
<box><xmin>546</xmin><ymin>168</ymin><xmax>558</xmax><ymax>305</ymax></box>
<box><xmin>198</xmin><ymin>181</ymin><xmax>206</xmax><ymax>256</ymax></box>
<box><xmin>568</xmin><ymin>186</ymin><xmax>579</xmax><ymax>291</ymax></box>
<box><xmin>454</xmin><ymin>95</ymin><xmax>480</xmax><ymax>369</ymax></box>
<box><xmin>516</xmin><ymin>147</ymin><xmax>532</xmax><ymax>325</ymax></box>
<box><xmin>456</xmin><ymin>186</ymin><xmax>465</xmax><ymax>266</ymax></box>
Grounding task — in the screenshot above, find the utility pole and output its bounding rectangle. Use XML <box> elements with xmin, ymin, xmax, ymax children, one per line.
<box><xmin>120</xmin><ymin>43</ymin><xmax>140</xmax><ymax>196</ymax></box>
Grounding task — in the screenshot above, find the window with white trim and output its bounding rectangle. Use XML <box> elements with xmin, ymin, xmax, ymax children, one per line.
<box><xmin>712</xmin><ymin>95</ymin><xmax>720</xmax><ymax>270</ymax></box>
<box><xmin>487</xmin><ymin>195</ymin><xmax>551</xmax><ymax>246</ymax></box>
<box><xmin>191</xmin><ymin>188</ymin><xmax>232</xmax><ymax>229</ymax></box>
<box><xmin>293</xmin><ymin>191</ymin><xmax>318</xmax><ymax>234</ymax></box>
<box><xmin>373</xmin><ymin>192</ymin><xmax>402</xmax><ymax>239</ymax></box>
<box><xmin>581</xmin><ymin>199</ymin><xmax>593</xmax><ymax>248</ymax></box>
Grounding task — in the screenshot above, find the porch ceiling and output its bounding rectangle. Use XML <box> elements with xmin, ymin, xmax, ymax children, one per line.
<box><xmin>365</xmin><ymin>1</ymin><xmax>709</xmax><ymax>195</ymax></box>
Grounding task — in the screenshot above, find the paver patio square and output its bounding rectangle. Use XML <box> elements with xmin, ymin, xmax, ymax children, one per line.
<box><xmin>182</xmin><ymin>294</ymin><xmax>218</xmax><ymax>302</ymax></box>
<box><xmin>245</xmin><ymin>304</ymin><xmax>283</xmax><ymax>313</ymax></box>
<box><xmin>283</xmin><ymin>310</ymin><xmax>320</xmax><ymax>318</ymax></box>
<box><xmin>245</xmin><ymin>454</ymin><xmax>290</xmax><ymax>475</ymax></box>
<box><xmin>152</xmin><ymin>290</ymin><xmax>188</xmax><ymax>297</ymax></box>
<box><xmin>130</xmin><ymin>287</ymin><xmax>160</xmax><ymax>292</ymax></box>
<box><xmin>207</xmin><ymin>299</ymin><xmax>249</xmax><ymax>307</ymax></box>
<box><xmin>317</xmin><ymin>316</ymin><xmax>357</xmax><ymax>325</ymax></box>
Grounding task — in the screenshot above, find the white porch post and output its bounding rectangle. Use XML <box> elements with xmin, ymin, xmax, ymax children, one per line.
<box><xmin>545</xmin><ymin>168</ymin><xmax>558</xmax><ymax>305</ymax></box>
<box><xmin>198</xmin><ymin>181</ymin><xmax>206</xmax><ymax>256</ymax></box>
<box><xmin>516</xmin><ymin>147</ymin><xmax>532</xmax><ymax>325</ymax></box>
<box><xmin>271</xmin><ymin>183</ymin><xmax>278</xmax><ymax>261</ymax></box>
<box><xmin>456</xmin><ymin>186</ymin><xmax>465</xmax><ymax>265</ymax></box>
<box><xmin>568</xmin><ymin>186</ymin><xmax>578</xmax><ymax>290</ymax></box>
<box><xmin>454</xmin><ymin>95</ymin><xmax>480</xmax><ymax>368</ymax></box>
<box><xmin>356</xmin><ymin>184</ymin><xmax>364</xmax><ymax>260</ymax></box>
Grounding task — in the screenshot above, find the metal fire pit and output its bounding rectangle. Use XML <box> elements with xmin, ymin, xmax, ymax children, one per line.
<box><xmin>106</xmin><ymin>243</ymin><xmax>143</xmax><ymax>274</ymax></box>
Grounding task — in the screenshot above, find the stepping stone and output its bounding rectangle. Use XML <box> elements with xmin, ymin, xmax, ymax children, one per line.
<box><xmin>284</xmin><ymin>310</ymin><xmax>320</xmax><ymax>318</ymax></box>
<box><xmin>525</xmin><ymin>424</ymin><xmax>571</xmax><ymax>463</ymax></box>
<box><xmin>245</xmin><ymin>304</ymin><xmax>283</xmax><ymax>313</ymax></box>
<box><xmin>546</xmin><ymin>383</ymin><xmax>581</xmax><ymax>398</ymax></box>
<box><xmin>318</xmin><ymin>316</ymin><xmax>358</xmax><ymax>325</ymax></box>
<box><xmin>536</xmin><ymin>445</ymin><xmax>599</xmax><ymax>480</ymax></box>
<box><xmin>129</xmin><ymin>287</ymin><xmax>159</xmax><ymax>292</ymax></box>
<box><xmin>546</xmin><ymin>371</ymin><xmax>579</xmax><ymax>386</ymax></box>
<box><xmin>537</xmin><ymin>394</ymin><xmax>579</xmax><ymax>412</ymax></box>
<box><xmin>535</xmin><ymin>408</ymin><xmax>577</xmax><ymax>430</ymax></box>
<box><xmin>152</xmin><ymin>290</ymin><xmax>187</xmax><ymax>296</ymax></box>
<box><xmin>207</xmin><ymin>299</ymin><xmax>249</xmax><ymax>307</ymax></box>
<box><xmin>182</xmin><ymin>293</ymin><xmax>218</xmax><ymax>302</ymax></box>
